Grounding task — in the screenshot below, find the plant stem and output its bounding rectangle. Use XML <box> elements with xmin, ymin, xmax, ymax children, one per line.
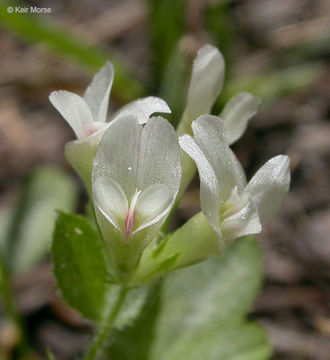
<box><xmin>84</xmin><ymin>287</ymin><xmax>128</xmax><ymax>360</ymax></box>
<box><xmin>0</xmin><ymin>250</ymin><xmax>31</xmax><ymax>359</ymax></box>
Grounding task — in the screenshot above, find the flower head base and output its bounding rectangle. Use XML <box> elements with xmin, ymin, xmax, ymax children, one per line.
<box><xmin>92</xmin><ymin>114</ymin><xmax>181</xmax><ymax>277</ymax></box>
<box><xmin>49</xmin><ymin>62</ymin><xmax>171</xmax><ymax>191</ymax></box>
<box><xmin>179</xmin><ymin>115</ymin><xmax>290</xmax><ymax>244</ymax></box>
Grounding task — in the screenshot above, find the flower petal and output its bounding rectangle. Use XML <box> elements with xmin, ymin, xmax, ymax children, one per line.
<box><xmin>185</xmin><ymin>44</ymin><xmax>225</xmax><ymax>121</ymax></box>
<box><xmin>93</xmin><ymin>177</ymin><xmax>128</xmax><ymax>231</ymax></box>
<box><xmin>191</xmin><ymin>115</ymin><xmax>247</xmax><ymax>200</ymax></box>
<box><xmin>64</xmin><ymin>129</ymin><xmax>105</xmax><ymax>192</ymax></box>
<box><xmin>245</xmin><ymin>155</ymin><xmax>291</xmax><ymax>224</ymax></box>
<box><xmin>92</xmin><ymin>115</ymin><xmax>141</xmax><ymax>201</ymax></box>
<box><xmin>179</xmin><ymin>133</ymin><xmax>221</xmax><ymax>236</ymax></box>
<box><xmin>135</xmin><ymin>184</ymin><xmax>173</xmax><ymax>232</ymax></box>
<box><xmin>136</xmin><ymin>116</ymin><xmax>182</xmax><ymax>199</ymax></box>
<box><xmin>83</xmin><ymin>61</ymin><xmax>114</xmax><ymax>123</ymax></box>
<box><xmin>110</xmin><ymin>97</ymin><xmax>171</xmax><ymax>124</ymax></box>
<box><xmin>221</xmin><ymin>192</ymin><xmax>262</xmax><ymax>241</ymax></box>
<box><xmin>220</xmin><ymin>92</ymin><xmax>261</xmax><ymax>145</ymax></box>
<box><xmin>49</xmin><ymin>90</ymin><xmax>93</xmax><ymax>139</ymax></box>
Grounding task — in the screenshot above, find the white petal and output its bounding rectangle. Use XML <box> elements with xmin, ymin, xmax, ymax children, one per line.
<box><xmin>221</xmin><ymin>92</ymin><xmax>261</xmax><ymax>145</ymax></box>
<box><xmin>93</xmin><ymin>115</ymin><xmax>181</xmax><ymax>240</ymax></box>
<box><xmin>191</xmin><ymin>115</ymin><xmax>247</xmax><ymax>200</ymax></box>
<box><xmin>92</xmin><ymin>115</ymin><xmax>141</xmax><ymax>200</ymax></box>
<box><xmin>93</xmin><ymin>177</ymin><xmax>128</xmax><ymax>231</ymax></box>
<box><xmin>110</xmin><ymin>97</ymin><xmax>171</xmax><ymax>124</ymax></box>
<box><xmin>83</xmin><ymin>61</ymin><xmax>114</xmax><ymax>123</ymax></box>
<box><xmin>245</xmin><ymin>155</ymin><xmax>291</xmax><ymax>224</ymax></box>
<box><xmin>186</xmin><ymin>45</ymin><xmax>225</xmax><ymax>120</ymax></box>
<box><xmin>221</xmin><ymin>192</ymin><xmax>262</xmax><ymax>241</ymax></box>
<box><xmin>49</xmin><ymin>90</ymin><xmax>93</xmax><ymax>139</ymax></box>
<box><xmin>135</xmin><ymin>184</ymin><xmax>173</xmax><ymax>232</ymax></box>
<box><xmin>136</xmin><ymin>116</ymin><xmax>182</xmax><ymax>199</ymax></box>
<box><xmin>179</xmin><ymin>134</ymin><xmax>221</xmax><ymax>236</ymax></box>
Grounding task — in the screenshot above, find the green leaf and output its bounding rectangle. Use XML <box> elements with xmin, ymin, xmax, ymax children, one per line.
<box><xmin>108</xmin><ymin>237</ymin><xmax>272</xmax><ymax>360</ymax></box>
<box><xmin>205</xmin><ymin>1</ymin><xmax>235</xmax><ymax>59</ymax></box>
<box><xmin>0</xmin><ymin>1</ymin><xmax>143</xmax><ymax>102</ymax></box>
<box><xmin>51</xmin><ymin>212</ymin><xmax>107</xmax><ymax>321</ymax></box>
<box><xmin>5</xmin><ymin>165</ymin><xmax>77</xmax><ymax>274</ymax></box>
<box><xmin>160</xmin><ymin>323</ymin><xmax>271</xmax><ymax>360</ymax></box>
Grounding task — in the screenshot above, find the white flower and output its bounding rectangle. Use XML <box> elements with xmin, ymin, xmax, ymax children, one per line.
<box><xmin>179</xmin><ymin>44</ymin><xmax>260</xmax><ymax>146</ymax></box>
<box><xmin>220</xmin><ymin>92</ymin><xmax>261</xmax><ymax>145</ymax></box>
<box><xmin>92</xmin><ymin>115</ymin><xmax>181</xmax><ymax>274</ymax></box>
<box><xmin>179</xmin><ymin>115</ymin><xmax>290</xmax><ymax>243</ymax></box>
<box><xmin>183</xmin><ymin>44</ymin><xmax>225</xmax><ymax>125</ymax></box>
<box><xmin>178</xmin><ymin>44</ymin><xmax>260</xmax><ymax>195</ymax></box>
<box><xmin>49</xmin><ymin>62</ymin><xmax>171</xmax><ymax>189</ymax></box>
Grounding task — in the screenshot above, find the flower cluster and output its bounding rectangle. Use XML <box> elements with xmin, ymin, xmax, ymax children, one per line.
<box><xmin>50</xmin><ymin>45</ymin><xmax>290</xmax><ymax>283</ymax></box>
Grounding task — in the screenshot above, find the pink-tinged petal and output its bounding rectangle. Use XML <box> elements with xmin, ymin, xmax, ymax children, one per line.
<box><xmin>92</xmin><ymin>115</ymin><xmax>182</xmax><ymax>243</ymax></box>
<box><xmin>83</xmin><ymin>61</ymin><xmax>114</xmax><ymax>123</ymax></box>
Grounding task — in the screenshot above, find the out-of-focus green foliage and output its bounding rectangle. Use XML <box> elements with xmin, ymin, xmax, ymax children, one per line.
<box><xmin>2</xmin><ymin>165</ymin><xmax>77</xmax><ymax>274</ymax></box>
<box><xmin>0</xmin><ymin>0</ymin><xmax>144</xmax><ymax>102</ymax></box>
<box><xmin>108</xmin><ymin>237</ymin><xmax>272</xmax><ymax>360</ymax></box>
<box><xmin>159</xmin><ymin>47</ymin><xmax>189</xmax><ymax>124</ymax></box>
<box><xmin>221</xmin><ymin>63</ymin><xmax>323</xmax><ymax>107</ymax></box>
<box><xmin>205</xmin><ymin>0</ymin><xmax>235</xmax><ymax>62</ymax></box>
<box><xmin>147</xmin><ymin>0</ymin><xmax>186</xmax><ymax>89</ymax></box>
<box><xmin>46</xmin><ymin>349</ymin><xmax>57</xmax><ymax>360</ymax></box>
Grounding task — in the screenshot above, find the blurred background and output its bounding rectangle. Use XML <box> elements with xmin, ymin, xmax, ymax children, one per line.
<box><xmin>0</xmin><ymin>0</ymin><xmax>329</xmax><ymax>359</ymax></box>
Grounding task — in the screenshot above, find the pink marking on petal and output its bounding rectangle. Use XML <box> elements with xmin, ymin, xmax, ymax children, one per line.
<box><xmin>85</xmin><ymin>124</ymin><xmax>99</xmax><ymax>137</ymax></box>
<box><xmin>124</xmin><ymin>209</ymin><xmax>135</xmax><ymax>238</ymax></box>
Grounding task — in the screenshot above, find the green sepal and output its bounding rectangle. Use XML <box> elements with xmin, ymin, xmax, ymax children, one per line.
<box><xmin>131</xmin><ymin>212</ymin><xmax>221</xmax><ymax>284</ymax></box>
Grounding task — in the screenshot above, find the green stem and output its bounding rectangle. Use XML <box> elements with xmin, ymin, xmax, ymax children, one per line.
<box><xmin>0</xmin><ymin>250</ymin><xmax>31</xmax><ymax>359</ymax></box>
<box><xmin>84</xmin><ymin>287</ymin><xmax>128</xmax><ymax>360</ymax></box>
